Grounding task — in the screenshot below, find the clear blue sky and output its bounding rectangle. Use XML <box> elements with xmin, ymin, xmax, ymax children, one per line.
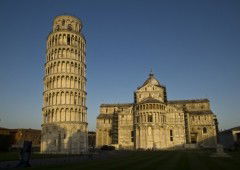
<box><xmin>0</xmin><ymin>0</ymin><xmax>239</xmax><ymax>131</ymax></box>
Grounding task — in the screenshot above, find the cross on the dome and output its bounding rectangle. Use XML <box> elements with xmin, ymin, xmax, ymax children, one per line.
<box><xmin>149</xmin><ymin>68</ymin><xmax>154</xmax><ymax>77</ymax></box>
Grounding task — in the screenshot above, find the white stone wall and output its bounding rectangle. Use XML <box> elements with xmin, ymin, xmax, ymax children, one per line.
<box><xmin>96</xmin><ymin>118</ymin><xmax>112</xmax><ymax>147</ymax></box>
<box><xmin>41</xmin><ymin>123</ymin><xmax>88</xmax><ymax>154</ymax></box>
<box><xmin>189</xmin><ymin>113</ymin><xmax>217</xmax><ymax>147</ymax></box>
<box><xmin>135</xmin><ymin>104</ymin><xmax>185</xmax><ymax>150</ymax></box>
<box><xmin>118</xmin><ymin>108</ymin><xmax>134</xmax><ymax>149</ymax></box>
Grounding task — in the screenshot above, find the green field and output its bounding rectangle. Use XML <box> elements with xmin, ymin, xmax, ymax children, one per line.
<box><xmin>0</xmin><ymin>152</ymin><xmax>72</xmax><ymax>162</ymax></box>
<box><xmin>26</xmin><ymin>150</ymin><xmax>240</xmax><ymax>170</ymax></box>
<box><xmin>1</xmin><ymin>151</ymin><xmax>240</xmax><ymax>170</ymax></box>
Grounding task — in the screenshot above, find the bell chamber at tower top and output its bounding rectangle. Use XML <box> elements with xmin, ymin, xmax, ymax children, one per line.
<box><xmin>53</xmin><ymin>15</ymin><xmax>82</xmax><ymax>33</ymax></box>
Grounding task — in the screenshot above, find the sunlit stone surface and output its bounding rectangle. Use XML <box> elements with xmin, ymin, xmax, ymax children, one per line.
<box><xmin>41</xmin><ymin>15</ymin><xmax>88</xmax><ymax>154</ymax></box>
<box><xmin>96</xmin><ymin>73</ymin><xmax>217</xmax><ymax>150</ymax></box>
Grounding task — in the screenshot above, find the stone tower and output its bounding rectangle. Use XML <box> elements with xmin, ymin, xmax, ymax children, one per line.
<box><xmin>41</xmin><ymin>15</ymin><xmax>88</xmax><ymax>154</ymax></box>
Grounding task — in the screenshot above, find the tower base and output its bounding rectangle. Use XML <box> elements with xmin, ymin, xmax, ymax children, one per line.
<box><xmin>41</xmin><ymin>122</ymin><xmax>88</xmax><ymax>154</ymax></box>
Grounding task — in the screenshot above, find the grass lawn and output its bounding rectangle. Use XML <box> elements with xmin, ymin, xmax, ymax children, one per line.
<box><xmin>27</xmin><ymin>150</ymin><xmax>240</xmax><ymax>170</ymax></box>
<box><xmin>0</xmin><ymin>152</ymin><xmax>76</xmax><ymax>162</ymax></box>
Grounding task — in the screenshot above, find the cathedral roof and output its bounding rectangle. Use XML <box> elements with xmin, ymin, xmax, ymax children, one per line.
<box><xmin>139</xmin><ymin>97</ymin><xmax>162</xmax><ymax>104</ymax></box>
<box><xmin>137</xmin><ymin>72</ymin><xmax>162</xmax><ymax>89</ymax></box>
<box><xmin>187</xmin><ymin>110</ymin><xmax>214</xmax><ymax>115</ymax></box>
<box><xmin>97</xmin><ymin>114</ymin><xmax>113</xmax><ymax>119</ymax></box>
<box><xmin>100</xmin><ymin>103</ymin><xmax>133</xmax><ymax>107</ymax></box>
<box><xmin>168</xmin><ymin>99</ymin><xmax>209</xmax><ymax>104</ymax></box>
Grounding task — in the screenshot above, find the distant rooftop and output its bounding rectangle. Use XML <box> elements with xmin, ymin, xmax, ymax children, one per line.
<box><xmin>220</xmin><ymin>126</ymin><xmax>240</xmax><ymax>133</ymax></box>
<box><xmin>0</xmin><ymin>127</ymin><xmax>41</xmax><ymax>131</ymax></box>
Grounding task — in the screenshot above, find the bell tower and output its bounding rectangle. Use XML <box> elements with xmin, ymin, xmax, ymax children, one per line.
<box><xmin>41</xmin><ymin>15</ymin><xmax>88</xmax><ymax>154</ymax></box>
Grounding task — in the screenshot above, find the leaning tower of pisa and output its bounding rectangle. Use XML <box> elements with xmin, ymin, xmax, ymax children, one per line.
<box><xmin>41</xmin><ymin>15</ymin><xmax>88</xmax><ymax>154</ymax></box>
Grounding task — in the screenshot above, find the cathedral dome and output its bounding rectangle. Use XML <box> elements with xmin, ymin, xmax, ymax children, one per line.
<box><xmin>141</xmin><ymin>72</ymin><xmax>161</xmax><ymax>87</ymax></box>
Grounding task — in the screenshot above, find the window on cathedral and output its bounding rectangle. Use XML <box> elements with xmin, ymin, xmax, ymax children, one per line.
<box><xmin>53</xmin><ymin>139</ymin><xmax>57</xmax><ymax>146</ymax></box>
<box><xmin>148</xmin><ymin>115</ymin><xmax>153</xmax><ymax>122</ymax></box>
<box><xmin>131</xmin><ymin>131</ymin><xmax>134</xmax><ymax>142</ymax></box>
<box><xmin>62</xmin><ymin>20</ymin><xmax>65</xmax><ymax>26</ymax></box>
<box><xmin>170</xmin><ymin>130</ymin><xmax>173</xmax><ymax>141</ymax></box>
<box><xmin>203</xmin><ymin>127</ymin><xmax>207</xmax><ymax>134</ymax></box>
<box><xmin>191</xmin><ymin>135</ymin><xmax>197</xmax><ymax>144</ymax></box>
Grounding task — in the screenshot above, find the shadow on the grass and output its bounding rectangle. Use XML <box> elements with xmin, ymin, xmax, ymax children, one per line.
<box><xmin>27</xmin><ymin>150</ymin><xmax>240</xmax><ymax>170</ymax></box>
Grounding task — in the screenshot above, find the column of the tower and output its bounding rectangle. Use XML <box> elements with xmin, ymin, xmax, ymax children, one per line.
<box><xmin>41</xmin><ymin>15</ymin><xmax>88</xmax><ymax>154</ymax></box>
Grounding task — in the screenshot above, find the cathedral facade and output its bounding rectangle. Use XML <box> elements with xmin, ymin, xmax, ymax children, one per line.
<box><xmin>96</xmin><ymin>73</ymin><xmax>218</xmax><ymax>149</ymax></box>
<box><xmin>41</xmin><ymin>15</ymin><xmax>88</xmax><ymax>154</ymax></box>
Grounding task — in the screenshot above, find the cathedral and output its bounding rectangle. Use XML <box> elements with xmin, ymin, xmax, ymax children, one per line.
<box><xmin>96</xmin><ymin>72</ymin><xmax>218</xmax><ymax>149</ymax></box>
